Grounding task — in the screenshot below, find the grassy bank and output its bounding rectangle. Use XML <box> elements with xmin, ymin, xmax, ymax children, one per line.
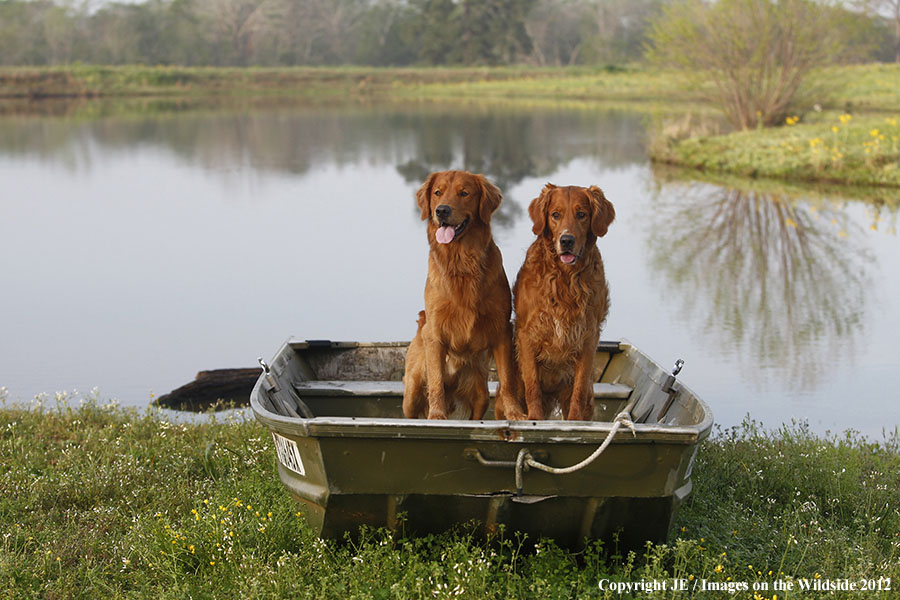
<box><xmin>1</xmin><ymin>395</ymin><xmax>898</xmax><ymax>599</ymax></box>
<box><xmin>0</xmin><ymin>64</ymin><xmax>675</xmax><ymax>102</ymax></box>
<box><xmin>651</xmin><ymin>111</ymin><xmax>900</xmax><ymax>188</ymax></box>
<box><xmin>5</xmin><ymin>63</ymin><xmax>896</xmax><ymax>109</ymax></box>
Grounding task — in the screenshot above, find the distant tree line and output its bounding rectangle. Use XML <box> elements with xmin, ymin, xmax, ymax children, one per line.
<box><xmin>0</xmin><ymin>0</ymin><xmax>896</xmax><ymax>67</ymax></box>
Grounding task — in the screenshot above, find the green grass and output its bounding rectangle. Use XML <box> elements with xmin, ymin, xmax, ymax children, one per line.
<box><xmin>0</xmin><ymin>64</ymin><xmax>667</xmax><ymax>101</ymax></box>
<box><xmin>826</xmin><ymin>63</ymin><xmax>900</xmax><ymax>113</ymax></box>
<box><xmin>1</xmin><ymin>389</ymin><xmax>898</xmax><ymax>599</ymax></box>
<box><xmin>652</xmin><ymin>111</ymin><xmax>900</xmax><ymax>188</ymax></box>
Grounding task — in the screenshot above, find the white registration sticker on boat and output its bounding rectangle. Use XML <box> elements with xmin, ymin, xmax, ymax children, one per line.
<box><xmin>272</xmin><ymin>432</ymin><xmax>305</xmax><ymax>476</ymax></box>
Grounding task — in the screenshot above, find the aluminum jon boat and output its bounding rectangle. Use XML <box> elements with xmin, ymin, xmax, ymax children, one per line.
<box><xmin>250</xmin><ymin>339</ymin><xmax>713</xmax><ymax>550</ymax></box>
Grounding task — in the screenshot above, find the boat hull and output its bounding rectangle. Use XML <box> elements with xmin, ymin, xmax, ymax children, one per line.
<box><xmin>251</xmin><ymin>339</ymin><xmax>712</xmax><ymax>549</ymax></box>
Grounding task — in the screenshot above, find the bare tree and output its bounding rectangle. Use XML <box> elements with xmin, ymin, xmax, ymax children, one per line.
<box><xmin>855</xmin><ymin>0</ymin><xmax>900</xmax><ymax>61</ymax></box>
<box><xmin>193</xmin><ymin>0</ymin><xmax>287</xmax><ymax>65</ymax></box>
<box><xmin>525</xmin><ymin>0</ymin><xmax>588</xmax><ymax>65</ymax></box>
<box><xmin>648</xmin><ymin>0</ymin><xmax>853</xmax><ymax>130</ymax></box>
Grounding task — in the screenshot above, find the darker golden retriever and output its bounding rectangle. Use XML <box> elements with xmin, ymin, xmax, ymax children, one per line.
<box><xmin>513</xmin><ymin>183</ymin><xmax>616</xmax><ymax>421</ymax></box>
<box><xmin>403</xmin><ymin>170</ymin><xmax>525</xmax><ymax>420</ymax></box>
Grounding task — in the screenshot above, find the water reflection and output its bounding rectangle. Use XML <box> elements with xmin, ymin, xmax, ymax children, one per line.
<box><xmin>0</xmin><ymin>102</ymin><xmax>648</xmax><ymax>229</ymax></box>
<box><xmin>647</xmin><ymin>181</ymin><xmax>874</xmax><ymax>392</ymax></box>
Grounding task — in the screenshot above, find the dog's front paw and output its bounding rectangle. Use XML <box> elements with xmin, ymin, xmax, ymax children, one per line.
<box><xmin>504</xmin><ymin>406</ymin><xmax>527</xmax><ymax>421</ymax></box>
<box><xmin>427</xmin><ymin>409</ymin><xmax>448</xmax><ymax>420</ymax></box>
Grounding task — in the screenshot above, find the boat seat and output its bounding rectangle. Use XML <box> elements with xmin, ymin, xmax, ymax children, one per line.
<box><xmin>294</xmin><ymin>380</ymin><xmax>633</xmax><ymax>399</ymax></box>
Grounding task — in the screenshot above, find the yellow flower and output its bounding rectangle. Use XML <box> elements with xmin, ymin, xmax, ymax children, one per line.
<box><xmin>715</xmin><ymin>565</ymin><xmax>724</xmax><ymax>573</ymax></box>
<box><xmin>870</xmin><ymin>129</ymin><xmax>880</xmax><ymax>137</ymax></box>
<box><xmin>832</xmin><ymin>126</ymin><xmax>839</xmax><ymax>133</ymax></box>
<box><xmin>839</xmin><ymin>114</ymin><xmax>852</xmax><ymax>124</ymax></box>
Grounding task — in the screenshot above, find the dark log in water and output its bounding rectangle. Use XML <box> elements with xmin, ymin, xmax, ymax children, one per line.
<box><xmin>155</xmin><ymin>368</ymin><xmax>259</xmax><ymax>411</ymax></box>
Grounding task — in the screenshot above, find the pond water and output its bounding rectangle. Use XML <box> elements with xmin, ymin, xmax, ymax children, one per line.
<box><xmin>1</xmin><ymin>101</ymin><xmax>898</xmax><ymax>438</ymax></box>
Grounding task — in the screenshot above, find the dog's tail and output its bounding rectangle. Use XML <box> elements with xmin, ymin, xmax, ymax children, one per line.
<box><xmin>415</xmin><ymin>310</ymin><xmax>426</xmax><ymax>332</ymax></box>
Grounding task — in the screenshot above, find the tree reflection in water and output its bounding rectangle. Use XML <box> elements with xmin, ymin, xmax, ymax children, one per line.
<box><xmin>647</xmin><ymin>182</ymin><xmax>874</xmax><ymax>392</ymax></box>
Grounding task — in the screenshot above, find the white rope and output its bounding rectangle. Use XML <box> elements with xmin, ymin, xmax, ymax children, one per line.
<box><xmin>521</xmin><ymin>410</ymin><xmax>636</xmax><ymax>476</ymax></box>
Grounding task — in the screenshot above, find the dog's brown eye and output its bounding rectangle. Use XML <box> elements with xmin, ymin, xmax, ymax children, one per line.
<box><xmin>434</xmin><ymin>189</ymin><xmax>442</xmax><ymax>196</ymax></box>
<box><xmin>459</xmin><ymin>190</ymin><xmax>468</xmax><ymax>197</ymax></box>
<box><xmin>576</xmin><ymin>211</ymin><xmax>586</xmax><ymax>219</ymax></box>
<box><xmin>551</xmin><ymin>212</ymin><xmax>561</xmax><ymax>220</ymax></box>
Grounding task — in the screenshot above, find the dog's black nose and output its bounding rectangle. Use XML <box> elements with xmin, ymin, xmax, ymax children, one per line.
<box><xmin>559</xmin><ymin>234</ymin><xmax>576</xmax><ymax>251</ymax></box>
<box><xmin>435</xmin><ymin>205</ymin><xmax>451</xmax><ymax>220</ymax></box>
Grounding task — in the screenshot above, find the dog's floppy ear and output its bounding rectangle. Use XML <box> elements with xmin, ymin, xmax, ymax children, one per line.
<box><xmin>588</xmin><ymin>186</ymin><xmax>615</xmax><ymax>238</ymax></box>
<box><xmin>416</xmin><ymin>173</ymin><xmax>438</xmax><ymax>221</ymax></box>
<box><xmin>529</xmin><ymin>183</ymin><xmax>556</xmax><ymax>236</ymax></box>
<box><xmin>477</xmin><ymin>174</ymin><xmax>503</xmax><ymax>223</ymax></box>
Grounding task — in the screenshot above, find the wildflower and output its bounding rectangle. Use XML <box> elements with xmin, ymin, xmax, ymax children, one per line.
<box><xmin>832</xmin><ymin>126</ymin><xmax>839</xmax><ymax>133</ymax></box>
<box><xmin>715</xmin><ymin>565</ymin><xmax>724</xmax><ymax>573</ymax></box>
<box><xmin>870</xmin><ymin>129</ymin><xmax>880</xmax><ymax>138</ymax></box>
<box><xmin>839</xmin><ymin>114</ymin><xmax>852</xmax><ymax>124</ymax></box>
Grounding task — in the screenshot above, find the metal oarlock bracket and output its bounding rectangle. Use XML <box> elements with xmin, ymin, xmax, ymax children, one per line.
<box><xmin>656</xmin><ymin>359</ymin><xmax>685</xmax><ymax>422</ymax></box>
<box><xmin>258</xmin><ymin>357</ymin><xmax>279</xmax><ymax>392</ymax></box>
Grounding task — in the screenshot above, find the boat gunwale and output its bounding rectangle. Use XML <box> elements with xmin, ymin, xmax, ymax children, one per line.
<box><xmin>250</xmin><ymin>338</ymin><xmax>714</xmax><ymax>446</ymax></box>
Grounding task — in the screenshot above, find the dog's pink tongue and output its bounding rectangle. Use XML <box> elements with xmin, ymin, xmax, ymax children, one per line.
<box><xmin>560</xmin><ymin>254</ymin><xmax>576</xmax><ymax>264</ymax></box>
<box><xmin>436</xmin><ymin>226</ymin><xmax>455</xmax><ymax>244</ymax></box>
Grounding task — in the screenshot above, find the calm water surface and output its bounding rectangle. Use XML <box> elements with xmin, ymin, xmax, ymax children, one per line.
<box><xmin>1</xmin><ymin>102</ymin><xmax>898</xmax><ymax>438</ymax></box>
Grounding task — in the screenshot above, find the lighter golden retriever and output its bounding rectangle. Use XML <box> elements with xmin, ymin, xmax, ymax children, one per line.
<box><xmin>513</xmin><ymin>183</ymin><xmax>615</xmax><ymax>421</ymax></box>
<box><xmin>403</xmin><ymin>170</ymin><xmax>525</xmax><ymax>421</ymax></box>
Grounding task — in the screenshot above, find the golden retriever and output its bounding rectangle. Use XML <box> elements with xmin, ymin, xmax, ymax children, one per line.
<box><xmin>513</xmin><ymin>184</ymin><xmax>615</xmax><ymax>421</ymax></box>
<box><xmin>403</xmin><ymin>170</ymin><xmax>525</xmax><ymax>420</ymax></box>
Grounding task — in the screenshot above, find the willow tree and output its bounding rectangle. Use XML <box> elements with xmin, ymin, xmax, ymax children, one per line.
<box><xmin>647</xmin><ymin>0</ymin><xmax>851</xmax><ymax>129</ymax></box>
